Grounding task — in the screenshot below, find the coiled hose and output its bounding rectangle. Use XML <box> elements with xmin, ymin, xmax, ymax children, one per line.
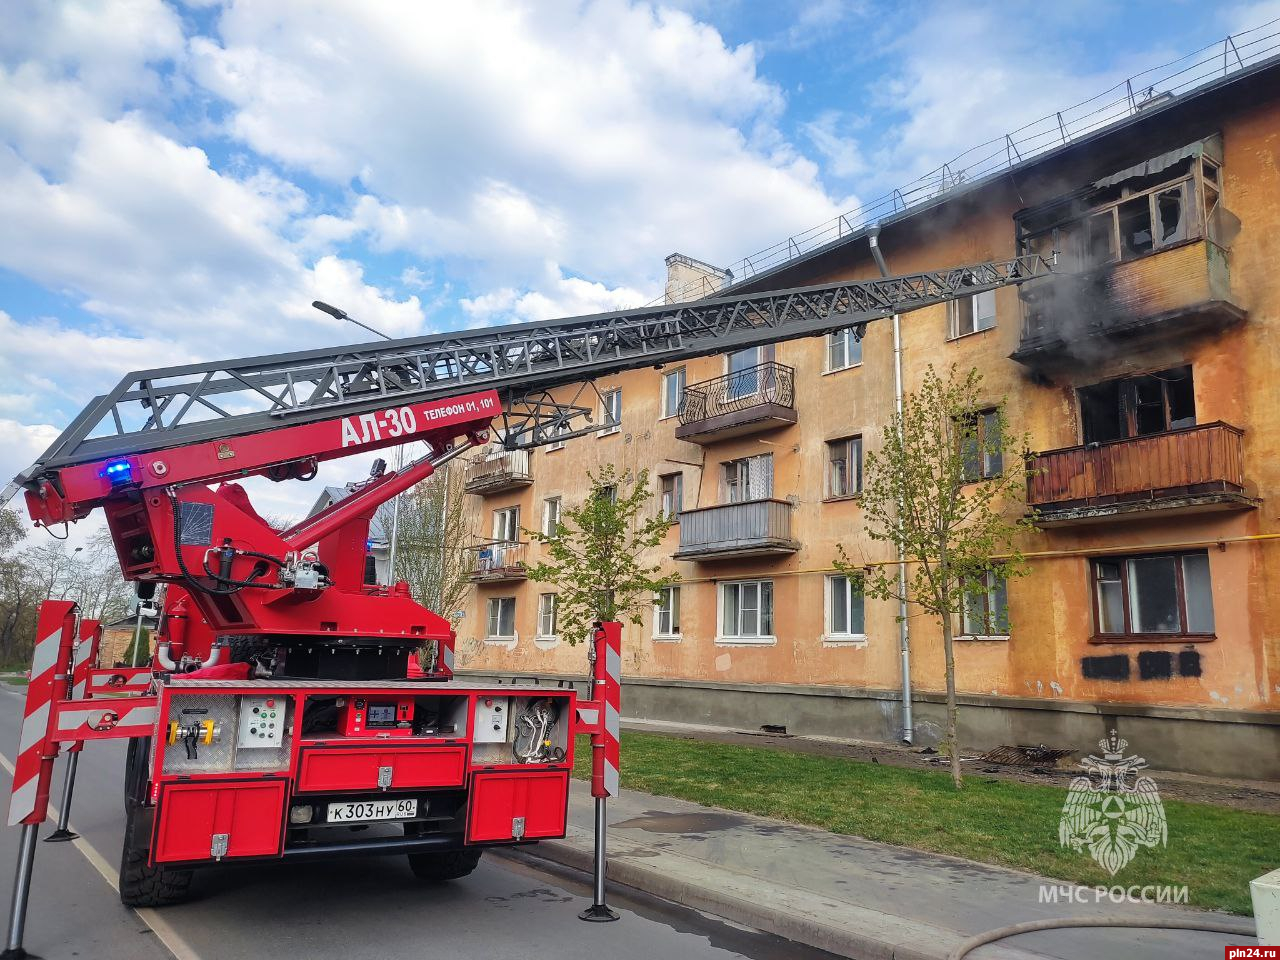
<box><xmin>948</xmin><ymin>914</ymin><xmax>1258</xmax><ymax>960</ymax></box>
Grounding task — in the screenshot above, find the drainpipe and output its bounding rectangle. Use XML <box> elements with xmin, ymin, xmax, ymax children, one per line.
<box><xmin>868</xmin><ymin>228</ymin><xmax>914</xmax><ymax>745</ymax></box>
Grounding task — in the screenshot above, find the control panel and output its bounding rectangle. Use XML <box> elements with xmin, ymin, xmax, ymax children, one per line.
<box><xmin>473</xmin><ymin>696</ymin><xmax>509</xmax><ymax>744</ymax></box>
<box><xmin>337</xmin><ymin>696</ymin><xmax>414</xmax><ymax>737</ymax></box>
<box><xmin>237</xmin><ymin>696</ymin><xmax>285</xmax><ymax>748</ymax></box>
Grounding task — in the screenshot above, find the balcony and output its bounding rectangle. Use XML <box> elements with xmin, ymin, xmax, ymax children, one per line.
<box><xmin>675</xmin><ymin>362</ymin><xmax>797</xmax><ymax>444</ymax></box>
<box><xmin>673</xmin><ymin>499</ymin><xmax>799</xmax><ymax>560</ymax></box>
<box><xmin>467</xmin><ymin>541</ymin><xmax>528</xmax><ymax>582</ymax></box>
<box><xmin>1027</xmin><ymin>422</ymin><xmax>1256</xmax><ymax>525</ymax></box>
<box><xmin>1011</xmin><ymin>240</ymin><xmax>1246</xmax><ymax>370</ymax></box>
<box><xmin>464</xmin><ymin>450</ymin><xmax>533</xmax><ymax>495</ymax></box>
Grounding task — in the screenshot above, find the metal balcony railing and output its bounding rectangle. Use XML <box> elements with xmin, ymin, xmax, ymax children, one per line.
<box><xmin>674</xmin><ymin>499</ymin><xmax>798</xmax><ymax>559</ymax></box>
<box><xmin>466</xmin><ymin>540</ymin><xmax>528</xmax><ymax>580</ymax></box>
<box><xmin>678</xmin><ymin>362</ymin><xmax>795</xmax><ymax>425</ymax></box>
<box><xmin>464</xmin><ymin>449</ymin><xmax>532</xmax><ymax>494</ymax></box>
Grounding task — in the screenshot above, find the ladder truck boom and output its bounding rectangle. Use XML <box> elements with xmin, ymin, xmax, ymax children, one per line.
<box><xmin>0</xmin><ymin>252</ymin><xmax>1052</xmax><ymax>950</ymax></box>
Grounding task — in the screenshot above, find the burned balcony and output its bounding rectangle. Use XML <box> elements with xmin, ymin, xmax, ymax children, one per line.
<box><xmin>466</xmin><ymin>540</ymin><xmax>528</xmax><ymax>582</ymax></box>
<box><xmin>464</xmin><ymin>449</ymin><xmax>533</xmax><ymax>495</ymax></box>
<box><xmin>673</xmin><ymin>499</ymin><xmax>799</xmax><ymax>560</ymax></box>
<box><xmin>1012</xmin><ymin>240</ymin><xmax>1245</xmax><ymax>369</ymax></box>
<box><xmin>675</xmin><ymin>362</ymin><xmax>797</xmax><ymax>444</ymax></box>
<box><xmin>1027</xmin><ymin>422</ymin><xmax>1256</xmax><ymax>525</ymax></box>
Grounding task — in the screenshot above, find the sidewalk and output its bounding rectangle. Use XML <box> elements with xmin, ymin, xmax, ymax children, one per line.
<box><xmin>518</xmin><ymin>780</ymin><xmax>1257</xmax><ymax>960</ymax></box>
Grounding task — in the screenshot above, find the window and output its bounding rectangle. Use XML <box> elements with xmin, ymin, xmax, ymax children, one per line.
<box><xmin>826</xmin><ymin>436</ymin><xmax>862</xmax><ymax>498</ymax></box>
<box><xmin>492</xmin><ymin>506</ymin><xmax>520</xmax><ymax>543</ymax></box>
<box><xmin>654</xmin><ymin>586</ymin><xmax>681</xmax><ymax>638</ymax></box>
<box><xmin>659</xmin><ymin>473</ymin><xmax>683</xmax><ymax>520</ymax></box>
<box><xmin>961</xmin><ymin>572</ymin><xmax>1010</xmax><ymax>637</ymax></box>
<box><xmin>1091</xmin><ymin>551</ymin><xmax>1215</xmax><ymax>640</ymax></box>
<box><xmin>725</xmin><ymin>345</ymin><xmax>774</xmax><ymax>400</ymax></box>
<box><xmin>537</xmin><ymin>593</ymin><xmax>558</xmax><ymax>638</ymax></box>
<box><xmin>722</xmin><ymin>454</ymin><xmax>772</xmax><ymax>503</ymax></box>
<box><xmin>599</xmin><ymin>389</ymin><xmax>622</xmax><ymax>436</ymax></box>
<box><xmin>597</xmin><ymin>484</ymin><xmax>617</xmax><ymax>505</ymax></box>
<box><xmin>720</xmin><ymin>580</ymin><xmax>774</xmax><ymax>641</ymax></box>
<box><xmin>485</xmin><ymin>597</ymin><xmax>516</xmax><ymax>639</ymax></box>
<box><xmin>542</xmin><ymin>497</ymin><xmax>561</xmax><ymax>537</ymax></box>
<box><xmin>546</xmin><ymin>421</ymin><xmax>570</xmax><ymax>451</ymax></box>
<box><xmin>1078</xmin><ymin>365</ymin><xmax>1195</xmax><ymax>444</ymax></box>
<box><xmin>958</xmin><ymin>409</ymin><xmax>1003</xmax><ymax>481</ymax></box>
<box><xmin>949</xmin><ymin>290</ymin><xmax>996</xmax><ymax>338</ymax></box>
<box><xmin>661</xmin><ymin>368</ymin><xmax>686</xmax><ymax>419</ymax></box>
<box><xmin>826</xmin><ymin>575</ymin><xmax>865</xmax><ymax>638</ymax></box>
<box><xmin>826</xmin><ymin>328</ymin><xmax>863</xmax><ymax>372</ymax></box>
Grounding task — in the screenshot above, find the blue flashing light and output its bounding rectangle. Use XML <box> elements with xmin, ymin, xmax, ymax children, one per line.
<box><xmin>101</xmin><ymin>459</ymin><xmax>133</xmax><ymax>484</ymax></box>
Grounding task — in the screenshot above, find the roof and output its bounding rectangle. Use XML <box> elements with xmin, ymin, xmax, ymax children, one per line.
<box><xmin>718</xmin><ymin>53</ymin><xmax>1280</xmax><ymax>296</ymax></box>
<box><xmin>306</xmin><ymin>484</ymin><xmax>394</xmax><ymax>547</ymax></box>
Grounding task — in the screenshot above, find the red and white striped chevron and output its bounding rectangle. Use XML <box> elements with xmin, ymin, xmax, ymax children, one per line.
<box><xmin>596</xmin><ymin>621</ymin><xmax>622</xmax><ymax>798</ymax></box>
<box><xmin>7</xmin><ymin>600</ymin><xmax>77</xmax><ymax>827</ymax></box>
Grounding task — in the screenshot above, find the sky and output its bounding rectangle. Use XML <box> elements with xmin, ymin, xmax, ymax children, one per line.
<box><xmin>2</xmin><ymin>0</ymin><xmax>1278</xmax><ymax>537</ymax></box>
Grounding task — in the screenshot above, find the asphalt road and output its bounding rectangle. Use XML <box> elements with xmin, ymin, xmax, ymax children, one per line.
<box><xmin>0</xmin><ymin>683</ymin><xmax>839</xmax><ymax>960</ymax></box>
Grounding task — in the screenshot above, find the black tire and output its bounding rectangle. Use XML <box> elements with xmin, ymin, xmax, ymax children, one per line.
<box><xmin>119</xmin><ymin>804</ymin><xmax>193</xmax><ymax>908</ymax></box>
<box><xmin>224</xmin><ymin>635</ymin><xmax>271</xmax><ymax>664</ymax></box>
<box><xmin>123</xmin><ymin>736</ymin><xmax>150</xmax><ymax>814</ymax></box>
<box><xmin>407</xmin><ymin>849</ymin><xmax>482</xmax><ymax>882</ymax></box>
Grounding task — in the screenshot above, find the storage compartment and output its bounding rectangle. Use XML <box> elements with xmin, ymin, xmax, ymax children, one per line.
<box><xmin>467</xmin><ymin>771</ymin><xmax>569</xmax><ymax>843</ymax></box>
<box><xmin>152</xmin><ymin>779</ymin><xmax>287</xmax><ymax>863</ymax></box>
<box><xmin>297</xmin><ymin>745</ymin><xmax>467</xmax><ymax>793</ymax></box>
<box><xmin>470</xmin><ymin>695</ymin><xmax>572</xmax><ymax>767</ymax></box>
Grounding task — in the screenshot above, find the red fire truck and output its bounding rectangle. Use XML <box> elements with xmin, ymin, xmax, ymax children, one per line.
<box><xmin>0</xmin><ymin>248</ymin><xmax>1050</xmax><ymax>955</ymax></box>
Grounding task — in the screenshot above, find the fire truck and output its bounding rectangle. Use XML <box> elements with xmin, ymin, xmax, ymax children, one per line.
<box><xmin>0</xmin><ymin>246</ymin><xmax>1050</xmax><ymax>954</ymax></box>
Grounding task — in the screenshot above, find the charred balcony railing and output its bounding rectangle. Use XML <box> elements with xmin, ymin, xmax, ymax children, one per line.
<box><xmin>464</xmin><ymin>449</ymin><xmax>533</xmax><ymax>495</ymax></box>
<box><xmin>673</xmin><ymin>498</ymin><xmax>799</xmax><ymax>560</ymax></box>
<box><xmin>1013</xmin><ymin>239</ymin><xmax>1244</xmax><ymax>369</ymax></box>
<box><xmin>675</xmin><ymin>362</ymin><xmax>797</xmax><ymax>443</ymax></box>
<box><xmin>1028</xmin><ymin>421</ymin><xmax>1255</xmax><ymax>524</ymax></box>
<box><xmin>466</xmin><ymin>540</ymin><xmax>528</xmax><ymax>581</ymax></box>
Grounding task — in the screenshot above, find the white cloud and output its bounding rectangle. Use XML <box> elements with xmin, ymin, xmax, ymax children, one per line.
<box><xmin>189</xmin><ymin>0</ymin><xmax>848</xmax><ymax>291</ymax></box>
<box><xmin>461</xmin><ymin>262</ymin><xmax>647</xmax><ymax>324</ymax></box>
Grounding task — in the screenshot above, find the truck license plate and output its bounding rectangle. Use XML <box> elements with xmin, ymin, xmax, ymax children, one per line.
<box><xmin>327</xmin><ymin>799</ymin><xmax>418</xmax><ymax>823</ymax></box>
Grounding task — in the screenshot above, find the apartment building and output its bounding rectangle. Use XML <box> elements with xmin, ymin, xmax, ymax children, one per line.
<box><xmin>454</xmin><ymin>57</ymin><xmax>1280</xmax><ymax>779</ymax></box>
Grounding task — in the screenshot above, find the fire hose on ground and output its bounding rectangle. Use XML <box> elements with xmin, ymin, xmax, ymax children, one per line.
<box><xmin>947</xmin><ymin>914</ymin><xmax>1259</xmax><ymax>960</ymax></box>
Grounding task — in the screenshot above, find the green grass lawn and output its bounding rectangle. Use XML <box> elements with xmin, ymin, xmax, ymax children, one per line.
<box><xmin>575</xmin><ymin>731</ymin><xmax>1276</xmax><ymax>915</ymax></box>
<box><xmin>1</xmin><ymin>676</ymin><xmax>28</xmax><ymax>686</ymax></box>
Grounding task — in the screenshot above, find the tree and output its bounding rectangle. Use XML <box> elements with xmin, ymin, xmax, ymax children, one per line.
<box><xmin>835</xmin><ymin>365</ymin><xmax>1036</xmax><ymax>789</ymax></box>
<box><xmin>393</xmin><ymin>461</ymin><xmax>473</xmax><ymax>627</ymax></box>
<box><xmin>525</xmin><ymin>464</ymin><xmax>677</xmax><ymax>645</ymax></box>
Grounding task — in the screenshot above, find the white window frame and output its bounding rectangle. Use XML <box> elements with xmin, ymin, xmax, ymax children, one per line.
<box><xmin>949</xmin><ymin>289</ymin><xmax>997</xmax><ymax>339</ymax></box>
<box><xmin>653</xmin><ymin>586</ymin><xmax>681</xmax><ymax>641</ymax></box>
<box><xmin>957</xmin><ymin>571</ymin><xmax>1010</xmax><ymax>640</ymax></box>
<box><xmin>542</xmin><ymin>497</ymin><xmax>561</xmax><ymax>537</ymax></box>
<box><xmin>492</xmin><ymin>506</ymin><xmax>520</xmax><ymax>543</ymax></box>
<box><xmin>825</xmin><ymin>327</ymin><xmax>863</xmax><ymax>373</ymax></box>
<box><xmin>546</xmin><ymin>421</ymin><xmax>570</xmax><ymax>452</ymax></box>
<box><xmin>536</xmin><ymin>593</ymin><xmax>558</xmax><ymax>641</ymax></box>
<box><xmin>661</xmin><ymin>368</ymin><xmax>686</xmax><ymax>420</ymax></box>
<box><xmin>659</xmin><ymin>472</ymin><xmax>683</xmax><ymax>521</ymax></box>
<box><xmin>823</xmin><ymin>574</ymin><xmax>867</xmax><ymax>645</ymax></box>
<box><xmin>716</xmin><ymin>579</ymin><xmax>775</xmax><ymax>645</ymax></box>
<box><xmin>598</xmin><ymin>388</ymin><xmax>622</xmax><ymax>436</ymax></box>
<box><xmin>485</xmin><ymin>596</ymin><xmax>517</xmax><ymax>642</ymax></box>
<box><xmin>825</xmin><ymin>435</ymin><xmax>862</xmax><ymax>499</ymax></box>
<box><xmin>722</xmin><ymin>454</ymin><xmax>772</xmax><ymax>503</ymax></box>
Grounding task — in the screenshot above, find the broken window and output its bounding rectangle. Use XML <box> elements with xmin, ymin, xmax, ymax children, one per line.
<box><xmin>1156</xmin><ymin>183</ymin><xmax>1190</xmax><ymax>244</ymax></box>
<box><xmin>1091</xmin><ymin>551</ymin><xmax>1215</xmax><ymax>640</ymax></box>
<box><xmin>1117</xmin><ymin>196</ymin><xmax>1154</xmax><ymax>258</ymax></box>
<box><xmin>1078</xmin><ymin>365</ymin><xmax>1195</xmax><ymax>444</ymax></box>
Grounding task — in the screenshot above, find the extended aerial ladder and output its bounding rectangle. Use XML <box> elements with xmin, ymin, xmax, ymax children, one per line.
<box><xmin>1</xmin><ymin>251</ymin><xmax>1051</xmax><ymax>956</ymax></box>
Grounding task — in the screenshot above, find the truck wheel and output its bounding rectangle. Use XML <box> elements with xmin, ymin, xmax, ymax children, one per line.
<box><xmin>119</xmin><ymin>806</ymin><xmax>193</xmax><ymax>907</ymax></box>
<box><xmin>407</xmin><ymin>849</ymin><xmax>482</xmax><ymax>882</ymax></box>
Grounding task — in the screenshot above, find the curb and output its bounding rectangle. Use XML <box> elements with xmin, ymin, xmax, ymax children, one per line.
<box><xmin>516</xmin><ymin>829</ymin><xmax>1042</xmax><ymax>960</ymax></box>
